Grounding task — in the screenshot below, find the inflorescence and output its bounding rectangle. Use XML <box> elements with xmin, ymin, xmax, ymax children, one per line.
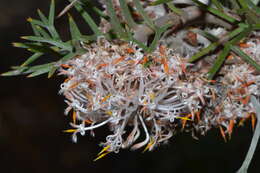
<box><xmin>59</xmin><ymin>35</ymin><xmax>259</xmax><ymax>157</ymax></box>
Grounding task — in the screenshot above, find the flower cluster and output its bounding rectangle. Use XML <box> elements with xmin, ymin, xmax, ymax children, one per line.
<box><xmin>59</xmin><ymin>33</ymin><xmax>259</xmax><ymax>156</ymax></box>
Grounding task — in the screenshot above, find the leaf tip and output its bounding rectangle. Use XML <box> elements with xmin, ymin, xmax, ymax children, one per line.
<box><xmin>0</xmin><ymin>72</ymin><xmax>8</xmax><ymax>76</ymax></box>
<box><xmin>20</xmin><ymin>63</ymin><xmax>26</xmax><ymax>67</ymax></box>
<box><xmin>12</xmin><ymin>42</ymin><xmax>20</xmax><ymax>47</ymax></box>
<box><xmin>67</xmin><ymin>13</ymin><xmax>72</xmax><ymax>19</ymax></box>
<box><xmin>20</xmin><ymin>36</ymin><xmax>28</xmax><ymax>40</ymax></box>
<box><xmin>26</xmin><ymin>74</ymin><xmax>33</xmax><ymax>78</ymax></box>
<box><xmin>27</xmin><ymin>17</ymin><xmax>33</xmax><ymax>22</ymax></box>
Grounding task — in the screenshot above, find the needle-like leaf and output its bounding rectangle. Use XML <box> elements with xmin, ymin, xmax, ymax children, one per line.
<box><xmin>133</xmin><ymin>0</ymin><xmax>156</xmax><ymax>30</ymax></box>
<box><xmin>119</xmin><ymin>0</ymin><xmax>137</xmax><ymax>29</ymax></box>
<box><xmin>231</xmin><ymin>46</ymin><xmax>260</xmax><ymax>72</ymax></box>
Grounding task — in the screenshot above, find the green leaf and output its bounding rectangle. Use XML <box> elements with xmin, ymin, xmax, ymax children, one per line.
<box><xmin>27</xmin><ymin>68</ymin><xmax>52</xmax><ymax>77</ymax></box>
<box><xmin>37</xmin><ymin>9</ymin><xmax>49</xmax><ymax>25</ymax></box>
<box><xmin>230</xmin><ymin>1</ymin><xmax>240</xmax><ymax>10</ymax></box>
<box><xmin>207</xmin><ymin>44</ymin><xmax>231</xmax><ymax>79</ymax></box>
<box><xmin>48</xmin><ymin>66</ymin><xmax>58</xmax><ymax>78</ymax></box>
<box><xmin>13</xmin><ymin>42</ymin><xmax>61</xmax><ymax>56</ymax></box>
<box><xmin>245</xmin><ymin>0</ymin><xmax>260</xmax><ymax>15</ymax></box>
<box><xmin>1</xmin><ymin>66</ymin><xmax>28</xmax><ymax>76</ymax></box>
<box><xmin>166</xmin><ymin>2</ymin><xmax>183</xmax><ymax>15</ymax></box>
<box><xmin>150</xmin><ymin>0</ymin><xmax>171</xmax><ymax>6</ymax></box>
<box><xmin>125</xmin><ymin>27</ymin><xmax>148</xmax><ymax>51</ymax></box>
<box><xmin>35</xmin><ymin>25</ymin><xmax>51</xmax><ymax>39</ymax></box>
<box><xmin>133</xmin><ymin>0</ymin><xmax>156</xmax><ymax>30</ymax></box>
<box><xmin>28</xmin><ymin>18</ymin><xmax>41</xmax><ymax>36</ymax></box>
<box><xmin>59</xmin><ymin>51</ymin><xmax>75</xmax><ymax>62</ymax></box>
<box><xmin>48</xmin><ymin>52</ymin><xmax>75</xmax><ymax>78</ymax></box>
<box><xmin>228</xmin><ymin>26</ymin><xmax>251</xmax><ymax>45</ymax></box>
<box><xmin>48</xmin><ymin>25</ymin><xmax>61</xmax><ymax>40</ymax></box>
<box><xmin>211</xmin><ymin>0</ymin><xmax>223</xmax><ymax>11</ymax></box>
<box><xmin>47</xmin><ymin>0</ymin><xmax>60</xmax><ymax>40</ymax></box>
<box><xmin>207</xmin><ymin>6</ymin><xmax>239</xmax><ymax>23</ymax></box>
<box><xmin>36</xmin><ymin>6</ymin><xmax>60</xmax><ymax>40</ymax></box>
<box><xmin>80</xmin><ymin>35</ymin><xmax>97</xmax><ymax>42</ymax></box>
<box><xmin>192</xmin><ymin>0</ymin><xmax>239</xmax><ymax>23</ymax></box>
<box><xmin>147</xmin><ymin>24</ymin><xmax>171</xmax><ymax>53</ymax></box>
<box><xmin>237</xmin><ymin>0</ymin><xmax>250</xmax><ymax>11</ymax></box>
<box><xmin>238</xmin><ymin>0</ymin><xmax>260</xmax><ymax>24</ymax></box>
<box><xmin>231</xmin><ymin>46</ymin><xmax>260</xmax><ymax>72</ymax></box>
<box><xmin>192</xmin><ymin>29</ymin><xmax>219</xmax><ymax>42</ymax></box>
<box><xmin>106</xmin><ymin>0</ymin><xmax>126</xmax><ymax>38</ymax></box>
<box><xmin>29</xmin><ymin>18</ymin><xmax>47</xmax><ymax>28</ymax></box>
<box><xmin>68</xmin><ymin>14</ymin><xmax>82</xmax><ymax>40</ymax></box>
<box><xmin>206</xmin><ymin>25</ymin><xmax>252</xmax><ymax>79</ymax></box>
<box><xmin>73</xmin><ymin>1</ymin><xmax>103</xmax><ymax>37</ymax></box>
<box><xmin>253</xmin><ymin>23</ymin><xmax>260</xmax><ymax>29</ymax></box>
<box><xmin>119</xmin><ymin>0</ymin><xmax>137</xmax><ymax>29</ymax></box>
<box><xmin>21</xmin><ymin>36</ymin><xmax>72</xmax><ymax>51</ymax></box>
<box><xmin>27</xmin><ymin>62</ymin><xmax>54</xmax><ymax>72</ymax></box>
<box><xmin>21</xmin><ymin>53</ymin><xmax>44</xmax><ymax>67</ymax></box>
<box><xmin>49</xmin><ymin>0</ymin><xmax>55</xmax><ymax>26</ymax></box>
<box><xmin>188</xmin><ymin>42</ymin><xmax>219</xmax><ymax>63</ymax></box>
<box><xmin>189</xmin><ymin>23</ymin><xmax>249</xmax><ymax>63</ymax></box>
<box><xmin>85</xmin><ymin>1</ymin><xmax>108</xmax><ymax>19</ymax></box>
<box><xmin>26</xmin><ymin>62</ymin><xmax>55</xmax><ymax>77</ymax></box>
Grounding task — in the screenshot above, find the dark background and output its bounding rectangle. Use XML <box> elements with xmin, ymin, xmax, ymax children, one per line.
<box><xmin>0</xmin><ymin>0</ymin><xmax>259</xmax><ymax>172</ymax></box>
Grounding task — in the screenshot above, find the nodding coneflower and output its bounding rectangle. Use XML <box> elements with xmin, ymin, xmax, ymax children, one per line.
<box><xmin>59</xmin><ymin>34</ymin><xmax>259</xmax><ymax>158</ymax></box>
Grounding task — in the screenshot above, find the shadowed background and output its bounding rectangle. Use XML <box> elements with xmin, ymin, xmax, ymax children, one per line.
<box><xmin>0</xmin><ymin>0</ymin><xmax>259</xmax><ymax>172</ymax></box>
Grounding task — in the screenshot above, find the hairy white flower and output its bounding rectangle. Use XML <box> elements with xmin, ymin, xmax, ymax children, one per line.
<box><xmin>60</xmin><ymin>36</ymin><xmax>259</xmax><ymax>153</ymax></box>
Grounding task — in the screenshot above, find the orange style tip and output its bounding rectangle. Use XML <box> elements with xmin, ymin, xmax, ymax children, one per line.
<box><xmin>251</xmin><ymin>114</ymin><xmax>256</xmax><ymax>128</ymax></box>
<box><xmin>72</xmin><ymin>111</ymin><xmax>77</xmax><ymax>124</ymax></box>
<box><xmin>239</xmin><ymin>43</ymin><xmax>250</xmax><ymax>48</ymax></box>
<box><xmin>63</xmin><ymin>129</ymin><xmax>77</xmax><ymax>133</ymax></box>
<box><xmin>27</xmin><ymin>17</ymin><xmax>33</xmax><ymax>22</ymax></box>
